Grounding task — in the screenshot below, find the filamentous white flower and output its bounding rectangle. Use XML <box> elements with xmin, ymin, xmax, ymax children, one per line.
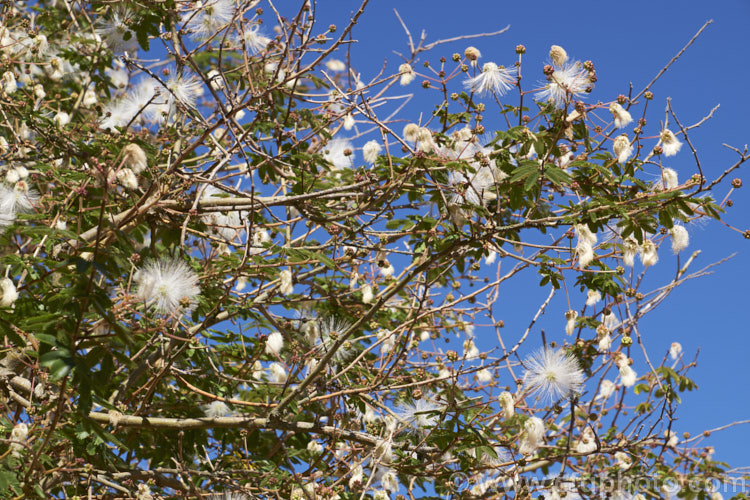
<box><xmin>241</xmin><ymin>24</ymin><xmax>270</xmax><ymax>54</ymax></box>
<box><xmin>2</xmin><ymin>71</ymin><xmax>17</xmax><ymax>95</ymax></box>
<box><xmin>183</xmin><ymin>0</ymin><xmax>236</xmax><ymax>41</ymax></box>
<box><xmin>325</xmin><ymin>59</ymin><xmax>346</xmax><ymax>72</ymax></box>
<box><xmin>134</xmin><ymin>258</ymin><xmax>200</xmax><ymax>314</ymax></box>
<box><xmin>576</xmin><ymin>427</ymin><xmax>597</xmax><ymax>454</ymax></box>
<box><xmin>322</xmin><ymin>138</ymin><xmax>354</xmax><ymax>170</ymax></box>
<box><xmin>615</xmin><ymin>451</ymin><xmax>633</xmax><ymax>470</ymax></box>
<box><xmin>394</xmin><ymin>398</ymin><xmax>441</xmax><ymax>432</ymax></box>
<box><xmin>670</xmin><ymin>225</ymin><xmax>689</xmax><ymax>253</ymax></box>
<box><xmin>122</xmin><ymin>143</ymin><xmax>148</xmax><ymax>174</ymax></box>
<box><xmin>586</xmin><ymin>289</ymin><xmax>602</xmax><ymax>307</ymax></box>
<box><xmin>669</xmin><ymin>342</ymin><xmax>683</xmax><ymax>360</ymax></box>
<box><xmin>342</xmin><ymin>113</ymin><xmax>355</xmax><ymax>130</ymax></box>
<box><xmin>660</xmin><ymin>129</ymin><xmax>683</xmax><ymax>157</ymax></box>
<box><xmin>307</xmin><ymin>440</ymin><xmax>323</xmax><ymax>454</ymax></box>
<box><xmin>476</xmin><ymin>368</ymin><xmax>492</xmax><ymax>383</ymax></box>
<box><xmin>361</xmin><ymin>283</ymin><xmax>374</xmax><ymax>304</ymax></box>
<box><xmin>565</xmin><ymin>310</ymin><xmax>578</xmax><ymax>336</ymax></box>
<box><xmin>463</xmin><ymin>338</ymin><xmax>479</xmax><ymax>359</ymax></box>
<box><xmin>398</xmin><ymin>63</ymin><xmax>415</xmax><ymax>86</ymax></box>
<box><xmin>597</xmin><ymin>379</ymin><xmax>616</xmax><ymax>400</ymax></box>
<box><xmin>96</xmin><ymin>10</ymin><xmax>138</xmax><ymax>52</ymax></box>
<box><xmin>54</xmin><ymin>111</ymin><xmax>70</xmax><ymax>129</ymax></box>
<box><xmin>402</xmin><ymin>123</ymin><xmax>419</xmax><ymax>142</ymax></box>
<box><xmin>9</xmin><ymin>423</ymin><xmax>27</xmax><ymax>457</ymax></box>
<box><xmin>348</xmin><ymin>465</ymin><xmax>364</xmax><ymax>488</ymax></box>
<box><xmin>116</xmin><ymin>168</ymin><xmax>138</xmax><ymax>190</ymax></box>
<box><xmin>622</xmin><ymin>237</ymin><xmax>639</xmax><ymax>267</ymax></box>
<box><xmin>665</xmin><ymin>429</ymin><xmax>679</xmax><ymax>447</ymax></box>
<box><xmin>279</xmin><ymin>269</ymin><xmax>293</xmax><ymax>295</ymax></box>
<box><xmin>618</xmin><ymin>364</ymin><xmax>637</xmax><ymax>388</ymax></box>
<box><xmin>203</xmin><ymin>400</ymin><xmax>231</xmax><ymax>418</ymax></box>
<box><xmin>265</xmin><ymin>331</ymin><xmax>284</xmax><ymax>355</ymax></box>
<box><xmin>463</xmin><ymin>62</ymin><xmax>516</xmax><ymax>96</ymax></box>
<box><xmin>362</xmin><ymin>140</ymin><xmax>382</xmax><ymax>163</ymax></box>
<box><xmin>609</xmin><ymin>102</ymin><xmax>633</xmax><ymax>129</ymax></box>
<box><xmin>485</xmin><ymin>250</ymin><xmax>497</xmax><ymax>265</ymax></box>
<box><xmin>613</xmin><ymin>134</ymin><xmax>633</xmax><ymax>163</ymax></box>
<box><xmin>536</xmin><ymin>59</ymin><xmax>592</xmax><ymax>108</ymax></box>
<box><xmin>640</xmin><ymin>239</ymin><xmax>658</xmax><ymax>268</ymax></box>
<box><xmin>519</xmin><ymin>416</ymin><xmax>545</xmax><ymax>455</ymax></box>
<box><xmin>660</xmin><ymin>168</ymin><xmax>679</xmax><ymax>190</ymax></box>
<box><xmin>498</xmin><ymin>391</ymin><xmax>515</xmax><ymax>419</ymax></box>
<box><xmin>414</xmin><ymin>127</ymin><xmax>435</xmax><ymax>153</ymax></box>
<box><xmin>268</xmin><ymin>362</ymin><xmax>287</xmax><ymax>383</ymax></box>
<box><xmin>381</xmin><ymin>469</ymin><xmax>399</xmax><ymax>492</ymax></box>
<box><xmin>576</xmin><ymin>241</ymin><xmax>595</xmax><ymax>268</ymax></box>
<box><xmin>523</xmin><ymin>348</ymin><xmax>584</xmax><ymax>401</ymax></box>
<box><xmin>0</xmin><ymin>277</ymin><xmax>18</xmax><ymax>308</ymax></box>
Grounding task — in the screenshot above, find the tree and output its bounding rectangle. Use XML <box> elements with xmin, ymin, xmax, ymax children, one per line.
<box><xmin>0</xmin><ymin>1</ymin><xmax>746</xmax><ymax>498</ymax></box>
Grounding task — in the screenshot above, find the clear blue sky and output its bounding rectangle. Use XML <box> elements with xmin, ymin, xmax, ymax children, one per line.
<box><xmin>316</xmin><ymin>0</ymin><xmax>750</xmax><ymax>469</ymax></box>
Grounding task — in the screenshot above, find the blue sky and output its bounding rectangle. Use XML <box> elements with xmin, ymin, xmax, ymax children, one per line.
<box><xmin>314</xmin><ymin>0</ymin><xmax>750</xmax><ymax>470</ymax></box>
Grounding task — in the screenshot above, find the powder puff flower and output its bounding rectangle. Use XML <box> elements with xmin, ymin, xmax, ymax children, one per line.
<box><xmin>519</xmin><ymin>417</ymin><xmax>545</xmax><ymax>455</ymax></box>
<box><xmin>0</xmin><ymin>277</ymin><xmax>19</xmax><ymax>307</ymax></box>
<box><xmin>398</xmin><ymin>63</ymin><xmax>415</xmax><ymax>86</ymax></box>
<box><xmin>464</xmin><ymin>46</ymin><xmax>481</xmax><ymax>66</ymax></box>
<box><xmin>307</xmin><ymin>440</ymin><xmax>323</xmax><ymax>454</ymax></box>
<box><xmin>0</xmin><ymin>181</ymin><xmax>39</xmax><ymax>214</ymax></box>
<box><xmin>268</xmin><ymin>362</ymin><xmax>287</xmax><ymax>383</ymax></box>
<box><xmin>659</xmin><ymin>168</ymin><xmax>679</xmax><ymax>190</ymax></box>
<box><xmin>122</xmin><ymin>143</ymin><xmax>148</xmax><ymax>174</ymax></box>
<box><xmin>463</xmin><ymin>338</ymin><xmax>479</xmax><ymax>359</ymax></box>
<box><xmin>447</xmin><ymin>165</ymin><xmax>499</xmax><ymax>207</ymax></box>
<box><xmin>362</xmin><ymin>140</ymin><xmax>382</xmax><ymax>163</ymax></box>
<box><xmin>597</xmin><ymin>379</ymin><xmax>616</xmax><ymax>400</ymax></box>
<box><xmin>640</xmin><ymin>239</ymin><xmax>658</xmax><ymax>268</ymax></box>
<box><xmin>670</xmin><ymin>225</ymin><xmax>689</xmax><ymax>253</ymax></box>
<box><xmin>54</xmin><ymin>111</ymin><xmax>70</xmax><ymax>129</ymax></box>
<box><xmin>597</xmin><ymin>329</ymin><xmax>612</xmax><ymax>351</ymax></box>
<box><xmin>463</xmin><ymin>62</ymin><xmax>516</xmax><ymax>96</ymax></box>
<box><xmin>348</xmin><ymin>465</ymin><xmax>364</xmax><ymax>488</ymax></box>
<box><xmin>241</xmin><ymin>24</ymin><xmax>270</xmax><ymax>54</ymax></box>
<box><xmin>586</xmin><ymin>289</ymin><xmax>601</xmax><ymax>307</ymax></box>
<box><xmin>602</xmin><ymin>311</ymin><xmax>618</xmax><ymax>331</ymax></box>
<box><xmin>152</xmin><ymin>74</ymin><xmax>203</xmax><ymax>122</ymax></box>
<box><xmin>669</xmin><ymin>342</ymin><xmax>682</xmax><ymax>360</ymax></box>
<box><xmin>613</xmin><ymin>134</ymin><xmax>633</xmax><ymax>163</ymax></box>
<box><xmin>576</xmin><ymin>427</ymin><xmax>597</xmax><ymax>454</ymax></box>
<box><xmin>201</xmin><ymin>186</ymin><xmax>246</xmax><ymax>243</ymax></box>
<box><xmin>279</xmin><ymin>269</ymin><xmax>293</xmax><ymax>295</ymax></box>
<box><xmin>394</xmin><ymin>398</ymin><xmax>442</xmax><ymax>432</ymax></box>
<box><xmin>116</xmin><ymin>168</ymin><xmax>138</xmax><ymax>190</ymax></box>
<box><xmin>96</xmin><ymin>10</ymin><xmax>139</xmax><ymax>53</ymax></box>
<box><xmin>576</xmin><ymin>240</ymin><xmax>595</xmax><ymax>268</ymax></box>
<box><xmin>403</xmin><ymin>123</ymin><xmax>420</xmax><ymax>142</ymax></box>
<box><xmin>618</xmin><ymin>364</ymin><xmax>637</xmax><ymax>387</ymax></box>
<box><xmin>9</xmin><ymin>423</ymin><xmax>27</xmax><ymax>457</ymax></box>
<box><xmin>615</xmin><ymin>451</ymin><xmax>633</xmax><ymax>470</ymax></box>
<box><xmin>325</xmin><ymin>59</ymin><xmax>346</xmax><ymax>72</ymax></box>
<box><xmin>498</xmin><ymin>391</ymin><xmax>515</xmax><ymax>418</ymax></box>
<box><xmin>565</xmin><ymin>310</ymin><xmax>578</xmax><ymax>336</ymax></box>
<box><xmin>343</xmin><ymin>113</ymin><xmax>355</xmax><ymax>130</ymax></box>
<box><xmin>485</xmin><ymin>250</ymin><xmax>497</xmax><ymax>265</ymax></box>
<box><xmin>183</xmin><ymin>0</ymin><xmax>236</xmax><ymax>41</ymax></box>
<box><xmin>665</xmin><ymin>429</ymin><xmax>679</xmax><ymax>447</ymax></box>
<box><xmin>361</xmin><ymin>283</ymin><xmax>374</xmax><ymax>304</ymax></box>
<box><xmin>576</xmin><ymin>224</ymin><xmax>597</xmax><ymax>246</ymax></box>
<box><xmin>414</xmin><ymin>127</ymin><xmax>435</xmax><ymax>153</ymax></box>
<box><xmin>203</xmin><ymin>400</ymin><xmax>231</xmax><ymax>418</ymax></box>
<box><xmin>322</xmin><ymin>138</ymin><xmax>354</xmax><ymax>170</ymax></box>
<box><xmin>265</xmin><ymin>331</ymin><xmax>284</xmax><ymax>355</ymax></box>
<box><xmin>381</xmin><ymin>470</ymin><xmax>399</xmax><ymax>492</ymax></box>
<box><xmin>659</xmin><ymin>129</ymin><xmax>683</xmax><ymax>157</ymax></box>
<box><xmin>476</xmin><ymin>368</ymin><xmax>492</xmax><ymax>383</ymax></box>
<box><xmin>134</xmin><ymin>258</ymin><xmax>200</xmax><ymax>314</ymax></box>
<box><xmin>536</xmin><ymin>59</ymin><xmax>592</xmax><ymax>108</ymax></box>
<box><xmin>2</xmin><ymin>71</ymin><xmax>17</xmax><ymax>95</ymax></box>
<box><xmin>609</xmin><ymin>102</ymin><xmax>633</xmax><ymax>129</ymax></box>
<box><xmin>549</xmin><ymin>45</ymin><xmax>568</xmax><ymax>66</ymax></box>
<box><xmin>622</xmin><ymin>237</ymin><xmax>639</xmax><ymax>267</ymax></box>
<box><xmin>523</xmin><ymin>348</ymin><xmax>584</xmax><ymax>401</ymax></box>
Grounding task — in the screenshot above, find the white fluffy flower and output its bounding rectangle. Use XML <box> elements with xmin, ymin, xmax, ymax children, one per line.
<box><xmin>307</xmin><ymin>440</ymin><xmax>323</xmax><ymax>454</ymax></box>
<box><xmin>463</xmin><ymin>62</ymin><xmax>516</xmax><ymax>96</ymax></box>
<box><xmin>609</xmin><ymin>102</ymin><xmax>633</xmax><ymax>129</ymax></box>
<box><xmin>576</xmin><ymin>240</ymin><xmax>595</xmax><ymax>268</ymax></box>
<box><xmin>362</xmin><ymin>140</ymin><xmax>382</xmax><ymax>163</ymax></box>
<box><xmin>122</xmin><ymin>143</ymin><xmax>148</xmax><ymax>174</ymax></box>
<box><xmin>240</xmin><ymin>24</ymin><xmax>270</xmax><ymax>54</ymax></box>
<box><xmin>614</xmin><ymin>451</ymin><xmax>633</xmax><ymax>470</ymax></box>
<box><xmin>203</xmin><ymin>400</ymin><xmax>231</xmax><ymax>418</ymax></box>
<box><xmin>268</xmin><ymin>362</ymin><xmax>287</xmax><ymax>383</ymax></box>
<box><xmin>665</xmin><ymin>429</ymin><xmax>679</xmax><ymax>447</ymax></box>
<box><xmin>622</xmin><ymin>237</ymin><xmax>639</xmax><ymax>267</ymax></box>
<box><xmin>498</xmin><ymin>391</ymin><xmax>515</xmax><ymax>418</ymax></box>
<box><xmin>660</xmin><ymin>129</ymin><xmax>683</xmax><ymax>157</ymax></box>
<box><xmin>2</xmin><ymin>71</ymin><xmax>17</xmax><ymax>95</ymax></box>
<box><xmin>96</xmin><ymin>10</ymin><xmax>138</xmax><ymax>52</ymax></box>
<box><xmin>476</xmin><ymin>368</ymin><xmax>492</xmax><ymax>382</ymax></box>
<box><xmin>613</xmin><ymin>134</ymin><xmax>633</xmax><ymax>163</ymax></box>
<box><xmin>597</xmin><ymin>379</ymin><xmax>616</xmax><ymax>400</ymax></box>
<box><xmin>519</xmin><ymin>416</ymin><xmax>545</xmax><ymax>455</ymax></box>
<box><xmin>381</xmin><ymin>470</ymin><xmax>399</xmax><ymax>492</ymax></box>
<box><xmin>669</xmin><ymin>342</ymin><xmax>683</xmax><ymax>360</ymax></box>
<box><xmin>322</xmin><ymin>138</ymin><xmax>354</xmax><ymax>170</ymax></box>
<box><xmin>398</xmin><ymin>63</ymin><xmax>415</xmax><ymax>86</ymax></box>
<box><xmin>618</xmin><ymin>364</ymin><xmax>637</xmax><ymax>388</ymax></box>
<box><xmin>54</xmin><ymin>111</ymin><xmax>70</xmax><ymax>129</ymax></box>
<box><xmin>463</xmin><ymin>338</ymin><xmax>479</xmax><ymax>359</ymax></box>
<box><xmin>183</xmin><ymin>0</ymin><xmax>236</xmax><ymax>41</ymax></box>
<box><xmin>0</xmin><ymin>277</ymin><xmax>18</xmax><ymax>308</ymax></box>
<box><xmin>9</xmin><ymin>423</ymin><xmax>27</xmax><ymax>457</ymax></box>
<box><xmin>586</xmin><ymin>289</ymin><xmax>601</xmax><ymax>307</ymax></box>
<box><xmin>536</xmin><ymin>60</ymin><xmax>592</xmax><ymax>108</ymax></box>
<box><xmin>523</xmin><ymin>348</ymin><xmax>584</xmax><ymax>401</ymax></box>
<box><xmin>394</xmin><ymin>398</ymin><xmax>441</xmax><ymax>432</ymax></box>
<box><xmin>640</xmin><ymin>239</ymin><xmax>658</xmax><ymax>268</ymax></box>
<box><xmin>265</xmin><ymin>331</ymin><xmax>284</xmax><ymax>355</ymax></box>
<box><xmin>565</xmin><ymin>310</ymin><xmax>578</xmax><ymax>336</ymax></box>
<box><xmin>343</xmin><ymin>113</ymin><xmax>355</xmax><ymax>130</ymax></box>
<box><xmin>361</xmin><ymin>283</ymin><xmax>374</xmax><ymax>304</ymax></box>
<box><xmin>134</xmin><ymin>258</ymin><xmax>200</xmax><ymax>314</ymax></box>
<box><xmin>670</xmin><ymin>225</ymin><xmax>689</xmax><ymax>253</ymax></box>
<box><xmin>116</xmin><ymin>168</ymin><xmax>138</xmax><ymax>190</ymax></box>
<box><xmin>598</xmin><ymin>332</ymin><xmax>612</xmax><ymax>351</ymax></box>
<box><xmin>325</xmin><ymin>59</ymin><xmax>346</xmax><ymax>72</ymax></box>
<box><xmin>348</xmin><ymin>465</ymin><xmax>364</xmax><ymax>488</ymax></box>
<box><xmin>660</xmin><ymin>168</ymin><xmax>679</xmax><ymax>190</ymax></box>
<box><xmin>279</xmin><ymin>269</ymin><xmax>293</xmax><ymax>295</ymax></box>
<box><xmin>576</xmin><ymin>427</ymin><xmax>597</xmax><ymax>454</ymax></box>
